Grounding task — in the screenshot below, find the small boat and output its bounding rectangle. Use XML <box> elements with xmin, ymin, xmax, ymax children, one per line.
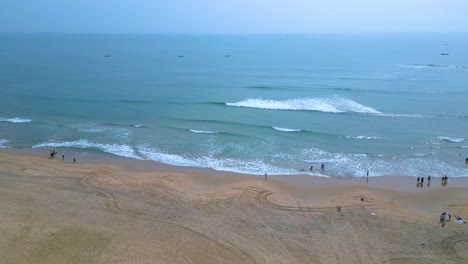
<box><xmin>104</xmin><ymin>54</ymin><xmax>112</xmax><ymax>58</ymax></box>
<box><xmin>178</xmin><ymin>55</ymin><xmax>184</xmax><ymax>58</ymax></box>
<box><xmin>224</xmin><ymin>55</ymin><xmax>230</xmax><ymax>57</ymax></box>
<box><xmin>440</xmin><ymin>53</ymin><xmax>449</xmax><ymax>56</ymax></box>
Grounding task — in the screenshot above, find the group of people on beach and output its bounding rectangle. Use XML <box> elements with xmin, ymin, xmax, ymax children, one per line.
<box><xmin>416</xmin><ymin>175</ymin><xmax>431</xmax><ymax>188</ymax></box>
<box><xmin>441</xmin><ymin>175</ymin><xmax>448</xmax><ymax>187</ymax></box>
<box><xmin>440</xmin><ymin>212</ymin><xmax>466</xmax><ymax>227</ymax></box>
<box><xmin>49</xmin><ymin>149</ymin><xmax>75</xmax><ymax>163</ymax></box>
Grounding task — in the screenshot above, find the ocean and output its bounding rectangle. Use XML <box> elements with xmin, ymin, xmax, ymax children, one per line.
<box><xmin>1</xmin><ymin>33</ymin><xmax>467</xmax><ymax>177</ymax></box>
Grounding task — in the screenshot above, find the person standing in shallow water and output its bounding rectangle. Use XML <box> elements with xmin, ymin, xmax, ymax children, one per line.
<box><xmin>321</xmin><ymin>164</ymin><xmax>325</xmax><ymax>171</ymax></box>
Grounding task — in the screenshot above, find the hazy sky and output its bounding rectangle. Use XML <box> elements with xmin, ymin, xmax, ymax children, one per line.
<box><xmin>1</xmin><ymin>0</ymin><xmax>468</xmax><ymax>33</ymax></box>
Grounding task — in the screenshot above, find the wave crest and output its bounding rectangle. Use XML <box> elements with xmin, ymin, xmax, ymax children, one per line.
<box><xmin>0</xmin><ymin>117</ymin><xmax>32</xmax><ymax>123</ymax></box>
<box><xmin>272</xmin><ymin>127</ymin><xmax>301</xmax><ymax>132</ymax></box>
<box><xmin>189</xmin><ymin>129</ymin><xmax>218</xmax><ymax>134</ymax></box>
<box><xmin>439</xmin><ymin>136</ymin><xmax>464</xmax><ymax>143</ymax></box>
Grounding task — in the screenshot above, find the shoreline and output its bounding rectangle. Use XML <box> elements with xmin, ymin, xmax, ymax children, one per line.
<box><xmin>2</xmin><ymin>147</ymin><xmax>468</xmax><ymax>180</ymax></box>
<box><xmin>2</xmin><ymin>148</ymin><xmax>468</xmax><ymax>192</ymax></box>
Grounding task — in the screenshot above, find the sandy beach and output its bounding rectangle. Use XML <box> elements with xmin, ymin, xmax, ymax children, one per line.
<box><xmin>0</xmin><ymin>152</ymin><xmax>467</xmax><ymax>264</ymax></box>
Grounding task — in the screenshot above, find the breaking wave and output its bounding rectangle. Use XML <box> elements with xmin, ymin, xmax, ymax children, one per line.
<box><xmin>226</xmin><ymin>97</ymin><xmax>382</xmax><ymax>114</ymax></box>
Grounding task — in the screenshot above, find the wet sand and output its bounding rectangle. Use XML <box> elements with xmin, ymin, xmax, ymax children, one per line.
<box><xmin>0</xmin><ymin>152</ymin><xmax>467</xmax><ymax>264</ymax></box>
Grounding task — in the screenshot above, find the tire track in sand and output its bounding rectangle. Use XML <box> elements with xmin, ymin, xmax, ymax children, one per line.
<box><xmin>78</xmin><ymin>173</ymin><xmax>257</xmax><ymax>264</ymax></box>
<box><xmin>248</xmin><ymin>187</ymin><xmax>392</xmax><ymax>213</ymax></box>
<box><xmin>441</xmin><ymin>234</ymin><xmax>468</xmax><ymax>262</ymax></box>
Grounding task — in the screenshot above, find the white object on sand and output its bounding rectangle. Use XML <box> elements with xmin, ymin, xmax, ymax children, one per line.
<box><xmin>371</xmin><ymin>213</ymin><xmax>376</xmax><ymax>216</ymax></box>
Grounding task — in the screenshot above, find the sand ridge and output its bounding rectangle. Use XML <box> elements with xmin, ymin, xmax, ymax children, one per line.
<box><xmin>0</xmin><ymin>153</ymin><xmax>467</xmax><ymax>264</ymax></box>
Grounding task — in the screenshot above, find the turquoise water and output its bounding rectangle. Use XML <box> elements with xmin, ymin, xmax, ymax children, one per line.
<box><xmin>1</xmin><ymin>33</ymin><xmax>467</xmax><ymax>177</ymax></box>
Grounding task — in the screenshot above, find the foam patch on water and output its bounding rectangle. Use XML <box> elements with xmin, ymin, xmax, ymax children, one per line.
<box><xmin>0</xmin><ymin>117</ymin><xmax>32</xmax><ymax>123</ymax></box>
<box><xmin>273</xmin><ymin>127</ymin><xmax>301</xmax><ymax>132</ymax></box>
<box><xmin>33</xmin><ymin>140</ymin><xmax>141</xmax><ymax>159</ymax></box>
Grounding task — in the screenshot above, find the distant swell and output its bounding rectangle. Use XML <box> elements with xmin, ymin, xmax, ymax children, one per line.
<box><xmin>0</xmin><ymin>117</ymin><xmax>32</xmax><ymax>123</ymax></box>
<box><xmin>33</xmin><ymin>140</ymin><xmax>141</xmax><ymax>159</ymax></box>
<box><xmin>226</xmin><ymin>97</ymin><xmax>382</xmax><ymax>114</ymax></box>
<box><xmin>273</xmin><ymin>127</ymin><xmax>301</xmax><ymax>132</ymax></box>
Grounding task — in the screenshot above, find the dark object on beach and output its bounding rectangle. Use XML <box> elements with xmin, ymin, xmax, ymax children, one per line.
<box><xmin>360</xmin><ymin>198</ymin><xmax>364</xmax><ymax>202</ymax></box>
<box><xmin>417</xmin><ymin>177</ymin><xmax>420</xmax><ymax>183</ymax></box>
<box><xmin>421</xmin><ymin>177</ymin><xmax>424</xmax><ymax>184</ymax></box>
<box><xmin>62</xmin><ymin>154</ymin><xmax>64</xmax><ymax>161</ymax></box>
<box><xmin>73</xmin><ymin>158</ymin><xmax>76</xmax><ymax>164</ymax></box>
<box><xmin>336</xmin><ymin>206</ymin><xmax>341</xmax><ymax>212</ymax></box>
<box><xmin>264</xmin><ymin>173</ymin><xmax>267</xmax><ymax>180</ymax></box>
<box><xmin>428</xmin><ymin>175</ymin><xmax>431</xmax><ymax>182</ymax></box>
<box><xmin>440</xmin><ymin>53</ymin><xmax>449</xmax><ymax>56</ymax></box>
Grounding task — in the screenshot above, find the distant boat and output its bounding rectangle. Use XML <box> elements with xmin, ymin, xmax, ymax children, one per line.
<box><xmin>224</xmin><ymin>55</ymin><xmax>230</xmax><ymax>57</ymax></box>
<box><xmin>104</xmin><ymin>54</ymin><xmax>112</xmax><ymax>58</ymax></box>
<box><xmin>178</xmin><ymin>55</ymin><xmax>184</xmax><ymax>58</ymax></box>
<box><xmin>440</xmin><ymin>53</ymin><xmax>449</xmax><ymax>56</ymax></box>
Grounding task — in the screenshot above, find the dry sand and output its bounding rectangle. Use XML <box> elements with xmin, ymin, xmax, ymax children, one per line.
<box><xmin>0</xmin><ymin>152</ymin><xmax>467</xmax><ymax>264</ymax></box>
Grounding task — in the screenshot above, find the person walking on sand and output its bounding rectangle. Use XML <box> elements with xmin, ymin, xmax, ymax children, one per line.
<box><xmin>428</xmin><ymin>175</ymin><xmax>431</xmax><ymax>182</ymax></box>
<box><xmin>62</xmin><ymin>154</ymin><xmax>64</xmax><ymax>161</ymax></box>
<box><xmin>421</xmin><ymin>177</ymin><xmax>424</xmax><ymax>184</ymax></box>
<box><xmin>73</xmin><ymin>158</ymin><xmax>76</xmax><ymax>164</ymax></box>
<box><xmin>417</xmin><ymin>177</ymin><xmax>420</xmax><ymax>183</ymax></box>
<box><xmin>264</xmin><ymin>173</ymin><xmax>267</xmax><ymax>180</ymax></box>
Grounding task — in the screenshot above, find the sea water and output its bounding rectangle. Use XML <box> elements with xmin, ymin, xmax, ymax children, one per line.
<box><xmin>1</xmin><ymin>33</ymin><xmax>467</xmax><ymax>177</ymax></box>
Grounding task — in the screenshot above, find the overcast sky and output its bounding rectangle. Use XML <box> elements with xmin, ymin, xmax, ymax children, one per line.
<box><xmin>1</xmin><ymin>0</ymin><xmax>467</xmax><ymax>33</ymax></box>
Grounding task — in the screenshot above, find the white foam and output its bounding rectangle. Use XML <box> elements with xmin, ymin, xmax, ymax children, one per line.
<box><xmin>138</xmin><ymin>146</ymin><xmax>297</xmax><ymax>175</ymax></box>
<box><xmin>33</xmin><ymin>140</ymin><xmax>141</xmax><ymax>159</ymax></box>
<box><xmin>273</xmin><ymin>127</ymin><xmax>301</xmax><ymax>132</ymax></box>
<box><xmin>0</xmin><ymin>117</ymin><xmax>32</xmax><ymax>123</ymax></box>
<box><xmin>134</xmin><ymin>125</ymin><xmax>144</xmax><ymax>128</ymax></box>
<box><xmin>439</xmin><ymin>136</ymin><xmax>464</xmax><ymax>143</ymax></box>
<box><xmin>226</xmin><ymin>97</ymin><xmax>382</xmax><ymax>114</ymax></box>
<box><xmin>0</xmin><ymin>139</ymin><xmax>9</xmax><ymax>148</ymax></box>
<box><xmin>347</xmin><ymin>135</ymin><xmax>381</xmax><ymax>140</ymax></box>
<box><xmin>189</xmin><ymin>129</ymin><xmax>218</xmax><ymax>134</ymax></box>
